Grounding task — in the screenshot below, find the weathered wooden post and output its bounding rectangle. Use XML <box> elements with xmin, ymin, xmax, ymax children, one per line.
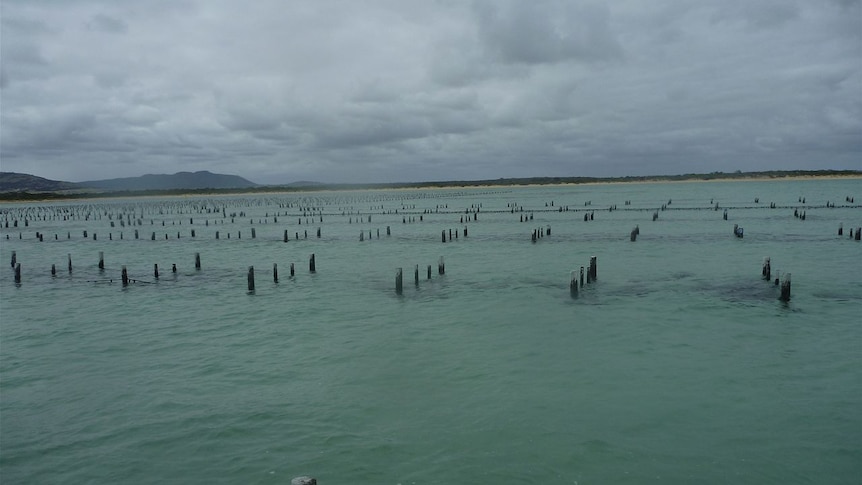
<box><xmin>360</xmin><ymin>230</ymin><xmax>364</xmax><ymax>241</ymax></box>
<box><xmin>290</xmin><ymin>263</ymin><xmax>295</xmax><ymax>277</ymax></box>
<box><xmin>273</xmin><ymin>263</ymin><xmax>278</xmax><ymax>283</ymax></box>
<box><xmin>762</xmin><ymin>257</ymin><xmax>771</xmax><ymax>280</ymax></box>
<box><xmin>838</xmin><ymin>224</ymin><xmax>843</xmax><ymax>236</ymax></box>
<box><xmin>251</xmin><ymin>228</ymin><xmax>256</xmax><ymax>239</ymax></box>
<box><xmin>14</xmin><ymin>263</ymin><xmax>21</xmax><ymax>284</ymax></box>
<box><xmin>309</xmin><ymin>253</ymin><xmax>316</xmax><ymax>273</ymax></box>
<box><xmin>317</xmin><ymin>227</ymin><xmax>321</xmax><ymax>238</ymax></box>
<box><xmin>284</xmin><ymin>230</ymin><xmax>289</xmax><ymax>242</ymax></box>
<box><xmin>387</xmin><ymin>226</ymin><xmax>391</xmax><ymax>236</ymax></box>
<box><xmin>98</xmin><ymin>252</ymin><xmax>105</xmax><ymax>271</ymax></box>
<box><xmin>154</xmin><ymin>263</ymin><xmax>159</xmax><ymax>279</ymax></box>
<box><xmin>172</xmin><ymin>263</ymin><xmax>177</xmax><ymax>273</ymax></box>
<box><xmin>247</xmin><ymin>266</ymin><xmax>255</xmax><ymax>291</ymax></box>
<box><xmin>570</xmin><ymin>270</ymin><xmax>578</xmax><ymax>296</ymax></box>
<box><xmin>589</xmin><ymin>256</ymin><xmax>597</xmax><ymax>281</ymax></box>
<box><xmin>630</xmin><ymin>228</ymin><xmax>637</xmax><ymax>241</ymax></box>
<box><xmin>68</xmin><ymin>254</ymin><xmax>72</xmax><ymax>274</ymax></box>
<box><xmin>427</xmin><ymin>264</ymin><xmax>432</xmax><ymax>279</ymax></box>
<box><xmin>442</xmin><ymin>230</ymin><xmax>446</xmax><ymax>243</ymax></box>
<box><xmin>10</xmin><ymin>251</ymin><xmax>16</xmax><ymax>268</ymax></box>
<box><xmin>414</xmin><ymin>264</ymin><xmax>419</xmax><ymax>286</ymax></box>
<box><xmin>438</xmin><ymin>256</ymin><xmax>445</xmax><ymax>275</ymax></box>
<box><xmin>395</xmin><ymin>268</ymin><xmax>403</xmax><ymax>294</ymax></box>
<box><xmin>51</xmin><ymin>264</ymin><xmax>56</xmax><ymax>276</ymax></box>
<box><xmin>135</xmin><ymin>229</ymin><xmax>139</xmax><ymax>239</ymax></box>
<box><xmin>191</xmin><ymin>229</ymin><xmax>196</xmax><ymax>237</ymax></box>
<box><xmin>195</xmin><ymin>253</ymin><xmax>201</xmax><ymax>270</ymax></box>
<box><xmin>856</xmin><ymin>228</ymin><xmax>861</xmax><ymax>241</ymax></box>
<box><xmin>779</xmin><ymin>273</ymin><xmax>791</xmax><ymax>302</ymax></box>
<box><xmin>151</xmin><ymin>232</ymin><xmax>156</xmax><ymax>241</ymax></box>
<box><xmin>580</xmin><ymin>266</ymin><xmax>585</xmax><ymax>286</ymax></box>
<box><xmin>216</xmin><ymin>231</ymin><xmax>220</xmax><ymax>239</ymax></box>
<box><xmin>122</xmin><ymin>266</ymin><xmax>129</xmax><ymax>286</ymax></box>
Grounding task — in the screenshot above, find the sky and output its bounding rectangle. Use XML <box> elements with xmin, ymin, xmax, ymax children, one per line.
<box><xmin>1</xmin><ymin>0</ymin><xmax>860</xmax><ymax>185</ymax></box>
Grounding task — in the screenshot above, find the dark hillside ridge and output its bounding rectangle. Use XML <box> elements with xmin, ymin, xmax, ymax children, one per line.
<box><xmin>79</xmin><ymin>171</ymin><xmax>258</xmax><ymax>191</ymax></box>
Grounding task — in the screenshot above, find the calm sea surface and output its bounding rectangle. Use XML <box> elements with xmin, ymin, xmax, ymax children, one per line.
<box><xmin>1</xmin><ymin>179</ymin><xmax>861</xmax><ymax>484</ymax></box>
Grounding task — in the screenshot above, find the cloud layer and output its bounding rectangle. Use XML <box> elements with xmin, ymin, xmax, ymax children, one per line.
<box><xmin>1</xmin><ymin>0</ymin><xmax>860</xmax><ymax>183</ymax></box>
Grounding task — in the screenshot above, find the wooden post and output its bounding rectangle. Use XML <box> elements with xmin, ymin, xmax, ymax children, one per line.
<box><xmin>779</xmin><ymin>273</ymin><xmax>791</xmax><ymax>302</ymax></box>
<box><xmin>273</xmin><ymin>263</ymin><xmax>278</xmax><ymax>283</ymax></box>
<box><xmin>68</xmin><ymin>254</ymin><xmax>72</xmax><ymax>274</ymax></box>
<box><xmin>290</xmin><ymin>263</ymin><xmax>295</xmax><ymax>277</ymax></box>
<box><xmin>284</xmin><ymin>230</ymin><xmax>289</xmax><ymax>242</ymax></box>
<box><xmin>387</xmin><ymin>226</ymin><xmax>391</xmax><ymax>236</ymax></box>
<box><xmin>191</xmin><ymin>229</ymin><xmax>196</xmax><ymax>237</ymax></box>
<box><xmin>396</xmin><ymin>268</ymin><xmax>403</xmax><ymax>294</ymax></box>
<box><xmin>216</xmin><ymin>231</ymin><xmax>220</xmax><ymax>239</ymax></box>
<box><xmin>414</xmin><ymin>264</ymin><xmax>419</xmax><ymax>286</ymax></box>
<box><xmin>14</xmin><ymin>263</ymin><xmax>21</xmax><ymax>284</ymax></box>
<box><xmin>570</xmin><ymin>270</ymin><xmax>578</xmax><ymax>296</ymax></box>
<box><xmin>251</xmin><ymin>228</ymin><xmax>256</xmax><ymax>239</ymax></box>
<box><xmin>195</xmin><ymin>253</ymin><xmax>201</xmax><ymax>270</ymax></box>
<box><xmin>51</xmin><ymin>264</ymin><xmax>56</xmax><ymax>276</ymax></box>
<box><xmin>248</xmin><ymin>266</ymin><xmax>255</xmax><ymax>291</ymax></box>
<box><xmin>154</xmin><ymin>263</ymin><xmax>159</xmax><ymax>279</ymax></box>
<box><xmin>630</xmin><ymin>228</ymin><xmax>637</xmax><ymax>241</ymax></box>
<box><xmin>838</xmin><ymin>224</ymin><xmax>843</xmax><ymax>236</ymax></box>
<box><xmin>10</xmin><ymin>251</ymin><xmax>15</xmax><ymax>268</ymax></box>
<box><xmin>589</xmin><ymin>256</ymin><xmax>597</xmax><ymax>281</ymax></box>
<box><xmin>99</xmin><ymin>252</ymin><xmax>105</xmax><ymax>271</ymax></box>
<box><xmin>580</xmin><ymin>266</ymin><xmax>584</xmax><ymax>286</ymax></box>
<box><xmin>762</xmin><ymin>257</ymin><xmax>771</xmax><ymax>280</ymax></box>
<box><xmin>317</xmin><ymin>227</ymin><xmax>321</xmax><ymax>238</ymax></box>
<box><xmin>172</xmin><ymin>263</ymin><xmax>177</xmax><ymax>273</ymax></box>
<box><xmin>427</xmin><ymin>265</ymin><xmax>432</xmax><ymax>279</ymax></box>
<box><xmin>856</xmin><ymin>228</ymin><xmax>861</xmax><ymax>241</ymax></box>
<box><xmin>309</xmin><ymin>253</ymin><xmax>316</xmax><ymax>273</ymax></box>
<box><xmin>122</xmin><ymin>266</ymin><xmax>129</xmax><ymax>286</ymax></box>
<box><xmin>442</xmin><ymin>230</ymin><xmax>446</xmax><ymax>243</ymax></box>
<box><xmin>438</xmin><ymin>256</ymin><xmax>445</xmax><ymax>275</ymax></box>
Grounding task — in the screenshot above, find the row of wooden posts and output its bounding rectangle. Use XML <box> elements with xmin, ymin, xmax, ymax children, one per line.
<box><xmin>762</xmin><ymin>257</ymin><xmax>792</xmax><ymax>302</ymax></box>
<box><xmin>569</xmin><ymin>256</ymin><xmax>598</xmax><ymax>296</ymax></box>
<box><xmin>395</xmin><ymin>257</ymin><xmax>446</xmax><ymax>294</ymax></box>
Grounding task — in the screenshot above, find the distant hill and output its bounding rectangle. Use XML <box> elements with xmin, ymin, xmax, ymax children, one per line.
<box><xmin>80</xmin><ymin>171</ymin><xmax>258</xmax><ymax>191</ymax></box>
<box><xmin>0</xmin><ymin>172</ymin><xmax>82</xmax><ymax>192</ymax></box>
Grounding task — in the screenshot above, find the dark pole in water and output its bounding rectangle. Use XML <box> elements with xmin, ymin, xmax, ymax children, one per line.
<box><xmin>580</xmin><ymin>266</ymin><xmax>585</xmax><ymax>287</ymax></box>
<box><xmin>570</xmin><ymin>270</ymin><xmax>578</xmax><ymax>296</ymax></box>
<box><xmin>10</xmin><ymin>251</ymin><xmax>16</xmax><ymax>268</ymax></box>
<box><xmin>273</xmin><ymin>263</ymin><xmax>278</xmax><ymax>283</ymax></box>
<box><xmin>247</xmin><ymin>266</ymin><xmax>255</xmax><ymax>291</ymax></box>
<box><xmin>427</xmin><ymin>264</ymin><xmax>432</xmax><ymax>280</ymax></box>
<box><xmin>195</xmin><ymin>253</ymin><xmax>201</xmax><ymax>270</ymax></box>
<box><xmin>121</xmin><ymin>266</ymin><xmax>129</xmax><ymax>286</ymax></box>
<box><xmin>414</xmin><ymin>264</ymin><xmax>419</xmax><ymax>286</ymax></box>
<box><xmin>154</xmin><ymin>263</ymin><xmax>159</xmax><ymax>279</ymax></box>
<box><xmin>68</xmin><ymin>254</ymin><xmax>72</xmax><ymax>274</ymax></box>
<box><xmin>438</xmin><ymin>256</ymin><xmax>445</xmax><ymax>275</ymax></box>
<box><xmin>309</xmin><ymin>253</ymin><xmax>316</xmax><ymax>273</ymax></box>
<box><xmin>290</xmin><ymin>263</ymin><xmax>295</xmax><ymax>277</ymax></box>
<box><xmin>51</xmin><ymin>264</ymin><xmax>56</xmax><ymax>276</ymax></box>
<box><xmin>14</xmin><ymin>263</ymin><xmax>21</xmax><ymax>284</ymax></box>
<box><xmin>99</xmin><ymin>252</ymin><xmax>105</xmax><ymax>271</ymax></box>
<box><xmin>589</xmin><ymin>256</ymin><xmax>597</xmax><ymax>281</ymax></box>
<box><xmin>762</xmin><ymin>257</ymin><xmax>771</xmax><ymax>280</ymax></box>
<box><xmin>395</xmin><ymin>268</ymin><xmax>403</xmax><ymax>294</ymax></box>
<box><xmin>779</xmin><ymin>273</ymin><xmax>791</xmax><ymax>302</ymax></box>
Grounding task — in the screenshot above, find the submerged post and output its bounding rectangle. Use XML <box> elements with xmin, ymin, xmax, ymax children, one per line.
<box><xmin>154</xmin><ymin>263</ymin><xmax>159</xmax><ymax>279</ymax></box>
<box><xmin>68</xmin><ymin>254</ymin><xmax>72</xmax><ymax>274</ymax></box>
<box><xmin>195</xmin><ymin>253</ymin><xmax>201</xmax><ymax>270</ymax></box>
<box><xmin>570</xmin><ymin>270</ymin><xmax>578</xmax><ymax>296</ymax></box>
<box><xmin>98</xmin><ymin>251</ymin><xmax>105</xmax><ymax>271</ymax></box>
<box><xmin>395</xmin><ymin>268</ymin><xmax>403</xmax><ymax>294</ymax></box>
<box><xmin>10</xmin><ymin>251</ymin><xmax>16</xmax><ymax>268</ymax></box>
<box><xmin>309</xmin><ymin>253</ymin><xmax>316</xmax><ymax>273</ymax></box>
<box><xmin>290</xmin><ymin>263</ymin><xmax>295</xmax><ymax>277</ymax></box>
<box><xmin>414</xmin><ymin>264</ymin><xmax>419</xmax><ymax>286</ymax></box>
<box><xmin>779</xmin><ymin>273</ymin><xmax>791</xmax><ymax>302</ymax></box>
<box><xmin>273</xmin><ymin>263</ymin><xmax>278</xmax><ymax>283</ymax></box>
<box><xmin>14</xmin><ymin>263</ymin><xmax>21</xmax><ymax>284</ymax></box>
<box><xmin>589</xmin><ymin>256</ymin><xmax>597</xmax><ymax>281</ymax></box>
<box><xmin>121</xmin><ymin>266</ymin><xmax>129</xmax><ymax>286</ymax></box>
<box><xmin>248</xmin><ymin>266</ymin><xmax>255</xmax><ymax>291</ymax></box>
<box><xmin>438</xmin><ymin>256</ymin><xmax>445</xmax><ymax>275</ymax></box>
<box><xmin>762</xmin><ymin>257</ymin><xmax>771</xmax><ymax>281</ymax></box>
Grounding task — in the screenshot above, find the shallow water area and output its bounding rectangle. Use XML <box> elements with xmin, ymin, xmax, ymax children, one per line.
<box><xmin>1</xmin><ymin>178</ymin><xmax>861</xmax><ymax>484</ymax></box>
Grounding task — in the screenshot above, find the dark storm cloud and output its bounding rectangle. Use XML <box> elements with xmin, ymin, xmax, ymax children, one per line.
<box><xmin>0</xmin><ymin>0</ymin><xmax>859</xmax><ymax>184</ymax></box>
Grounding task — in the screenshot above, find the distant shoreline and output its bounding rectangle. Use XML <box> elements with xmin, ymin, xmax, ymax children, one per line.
<box><xmin>1</xmin><ymin>171</ymin><xmax>860</xmax><ymax>202</ymax></box>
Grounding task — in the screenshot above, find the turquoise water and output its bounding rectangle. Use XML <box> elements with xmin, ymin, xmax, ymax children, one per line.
<box><xmin>1</xmin><ymin>179</ymin><xmax>860</xmax><ymax>484</ymax></box>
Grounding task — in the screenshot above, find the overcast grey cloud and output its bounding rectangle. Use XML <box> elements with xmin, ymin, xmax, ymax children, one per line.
<box><xmin>1</xmin><ymin>0</ymin><xmax>859</xmax><ymax>184</ymax></box>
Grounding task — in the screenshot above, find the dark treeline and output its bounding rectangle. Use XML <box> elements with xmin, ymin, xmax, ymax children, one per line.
<box><xmin>1</xmin><ymin>169</ymin><xmax>858</xmax><ymax>201</ymax></box>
